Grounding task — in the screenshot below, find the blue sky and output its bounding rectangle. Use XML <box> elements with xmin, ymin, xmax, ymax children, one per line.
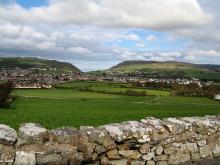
<box><xmin>16</xmin><ymin>0</ymin><xmax>47</xmax><ymax>8</ymax></box>
<box><xmin>0</xmin><ymin>0</ymin><xmax>220</xmax><ymax>71</ymax></box>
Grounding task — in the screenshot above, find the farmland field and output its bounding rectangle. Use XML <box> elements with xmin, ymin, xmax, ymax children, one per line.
<box><xmin>0</xmin><ymin>81</ymin><xmax>220</xmax><ymax>129</ymax></box>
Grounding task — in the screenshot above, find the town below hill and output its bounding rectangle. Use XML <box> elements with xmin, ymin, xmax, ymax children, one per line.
<box><xmin>1</xmin><ymin>58</ymin><xmax>220</xmax><ymax>91</ymax></box>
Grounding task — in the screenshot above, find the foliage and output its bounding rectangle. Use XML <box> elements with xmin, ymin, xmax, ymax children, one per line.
<box><xmin>0</xmin><ymin>81</ymin><xmax>14</xmax><ymax>108</ymax></box>
<box><xmin>55</xmin><ymin>81</ymin><xmax>169</xmax><ymax>96</ymax></box>
<box><xmin>124</xmin><ymin>89</ymin><xmax>146</xmax><ymax>96</ymax></box>
<box><xmin>133</xmin><ymin>81</ymin><xmax>173</xmax><ymax>90</ymax></box>
<box><xmin>171</xmin><ymin>83</ymin><xmax>220</xmax><ymax>98</ymax></box>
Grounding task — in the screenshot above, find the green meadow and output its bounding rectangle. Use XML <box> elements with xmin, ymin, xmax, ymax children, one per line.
<box><xmin>0</xmin><ymin>81</ymin><xmax>220</xmax><ymax>129</ymax></box>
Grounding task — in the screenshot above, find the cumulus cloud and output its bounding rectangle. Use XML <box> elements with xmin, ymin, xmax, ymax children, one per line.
<box><xmin>146</xmin><ymin>35</ymin><xmax>157</xmax><ymax>42</ymax></box>
<box><xmin>0</xmin><ymin>0</ymin><xmax>213</xmax><ymax>29</ymax></box>
<box><xmin>67</xmin><ymin>47</ymin><xmax>92</xmax><ymax>54</ymax></box>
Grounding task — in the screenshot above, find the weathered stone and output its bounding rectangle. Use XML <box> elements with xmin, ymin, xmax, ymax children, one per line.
<box><xmin>60</xmin><ymin>150</ymin><xmax>83</xmax><ymax>164</ymax></box>
<box><xmin>191</xmin><ymin>152</ymin><xmax>200</xmax><ymax>161</ymax></box>
<box><xmin>17</xmin><ymin>123</ymin><xmax>47</xmax><ymax>145</ymax></box>
<box><xmin>14</xmin><ymin>151</ymin><xmax>36</xmax><ymax>165</ymax></box>
<box><xmin>213</xmin><ymin>145</ymin><xmax>220</xmax><ymax>157</ymax></box>
<box><xmin>81</xmin><ymin>127</ymin><xmax>116</xmax><ymax>150</ymax></box>
<box><xmin>168</xmin><ymin>153</ymin><xmax>190</xmax><ymax>165</ymax></box>
<box><xmin>0</xmin><ymin>152</ymin><xmax>15</xmax><ymax>163</ymax></box>
<box><xmin>68</xmin><ymin>152</ymin><xmax>84</xmax><ymax>165</ymax></box>
<box><xmin>154</xmin><ymin>155</ymin><xmax>168</xmax><ymax>161</ymax></box>
<box><xmin>131</xmin><ymin>160</ymin><xmax>146</xmax><ymax>165</ymax></box>
<box><xmin>103</xmin><ymin>136</ymin><xmax>117</xmax><ymax>150</ymax></box>
<box><xmin>77</xmin><ymin>142</ymin><xmax>95</xmax><ymax>154</ymax></box>
<box><xmin>109</xmin><ymin>159</ymin><xmax>127</xmax><ymax>165</ymax></box>
<box><xmin>199</xmin><ymin>146</ymin><xmax>210</xmax><ymax>158</ymax></box>
<box><xmin>117</xmin><ymin>143</ymin><xmax>129</xmax><ymax>150</ymax></box>
<box><xmin>197</xmin><ymin>140</ymin><xmax>206</xmax><ymax>147</ymax></box>
<box><xmin>142</xmin><ymin>152</ymin><xmax>155</xmax><ymax>161</ymax></box>
<box><xmin>141</xmin><ymin>118</ymin><xmax>163</xmax><ymax>131</ymax></box>
<box><xmin>92</xmin><ymin>153</ymin><xmax>98</xmax><ymax>161</ymax></box>
<box><xmin>119</xmin><ymin>150</ymin><xmax>141</xmax><ymax>159</ymax></box>
<box><xmin>50</xmin><ymin>127</ymin><xmax>79</xmax><ymax>144</ymax></box>
<box><xmin>102</xmin><ymin>121</ymin><xmax>153</xmax><ymax>142</ymax></box>
<box><xmin>171</xmin><ymin>143</ymin><xmax>182</xmax><ymax>148</ymax></box>
<box><xmin>146</xmin><ymin>160</ymin><xmax>156</xmax><ymax>165</ymax></box>
<box><xmin>0</xmin><ymin>124</ymin><xmax>17</xmax><ymax>145</ymax></box>
<box><xmin>107</xmin><ymin>149</ymin><xmax>120</xmax><ymax>159</ymax></box>
<box><xmin>59</xmin><ymin>145</ymin><xmax>78</xmax><ymax>158</ymax></box>
<box><xmin>139</xmin><ymin>143</ymin><xmax>150</xmax><ymax>154</ymax></box>
<box><xmin>156</xmin><ymin>161</ymin><xmax>168</xmax><ymax>165</ymax></box>
<box><xmin>164</xmin><ymin>118</ymin><xmax>192</xmax><ymax>132</ymax></box>
<box><xmin>180</xmin><ymin>117</ymin><xmax>215</xmax><ymax>131</ymax></box>
<box><xmin>36</xmin><ymin>153</ymin><xmax>62</xmax><ymax>165</ymax></box>
<box><xmin>0</xmin><ymin>144</ymin><xmax>14</xmax><ymax>154</ymax></box>
<box><xmin>207</xmin><ymin>134</ymin><xmax>220</xmax><ymax>150</ymax></box>
<box><xmin>180</xmin><ymin>143</ymin><xmax>198</xmax><ymax>153</ymax></box>
<box><xmin>142</xmin><ymin>118</ymin><xmax>172</xmax><ymax>140</ymax></box>
<box><xmin>100</xmin><ymin>157</ymin><xmax>109</xmax><ymax>165</ymax></box>
<box><xmin>175</xmin><ymin>131</ymin><xmax>191</xmax><ymax>142</ymax></box>
<box><xmin>155</xmin><ymin>146</ymin><xmax>163</xmax><ymax>155</ymax></box>
<box><xmin>95</xmin><ymin>145</ymin><xmax>107</xmax><ymax>155</ymax></box>
<box><xmin>163</xmin><ymin>146</ymin><xmax>179</xmax><ymax>155</ymax></box>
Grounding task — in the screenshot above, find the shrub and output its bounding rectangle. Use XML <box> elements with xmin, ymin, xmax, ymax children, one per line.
<box><xmin>0</xmin><ymin>81</ymin><xmax>14</xmax><ymax>108</ymax></box>
<box><xmin>124</xmin><ymin>89</ymin><xmax>146</xmax><ymax>96</ymax></box>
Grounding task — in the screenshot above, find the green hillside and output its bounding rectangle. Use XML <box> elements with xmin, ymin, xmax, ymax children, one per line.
<box><xmin>109</xmin><ymin>61</ymin><xmax>220</xmax><ymax>81</ymax></box>
<box><xmin>0</xmin><ymin>57</ymin><xmax>81</xmax><ymax>73</ymax></box>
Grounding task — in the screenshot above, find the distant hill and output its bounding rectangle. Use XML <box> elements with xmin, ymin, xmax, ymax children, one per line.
<box><xmin>0</xmin><ymin>57</ymin><xmax>81</xmax><ymax>73</ymax></box>
<box><xmin>109</xmin><ymin>60</ymin><xmax>220</xmax><ymax>81</ymax></box>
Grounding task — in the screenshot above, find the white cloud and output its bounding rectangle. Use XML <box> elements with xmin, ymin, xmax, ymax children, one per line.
<box><xmin>68</xmin><ymin>47</ymin><xmax>92</xmax><ymax>54</ymax></box>
<box><xmin>0</xmin><ymin>0</ymin><xmax>213</xmax><ymax>30</ymax></box>
<box><xmin>186</xmin><ymin>50</ymin><xmax>220</xmax><ymax>57</ymax></box>
<box><xmin>146</xmin><ymin>34</ymin><xmax>157</xmax><ymax>42</ymax></box>
<box><xmin>0</xmin><ymin>22</ymin><xmax>46</xmax><ymax>40</ymax></box>
<box><xmin>37</xmin><ymin>41</ymin><xmax>56</xmax><ymax>50</ymax></box>
<box><xmin>124</xmin><ymin>34</ymin><xmax>141</xmax><ymax>41</ymax></box>
<box><xmin>50</xmin><ymin>31</ymin><xmax>64</xmax><ymax>41</ymax></box>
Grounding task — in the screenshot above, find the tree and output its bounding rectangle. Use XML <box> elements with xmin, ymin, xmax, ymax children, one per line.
<box><xmin>0</xmin><ymin>81</ymin><xmax>14</xmax><ymax>108</ymax></box>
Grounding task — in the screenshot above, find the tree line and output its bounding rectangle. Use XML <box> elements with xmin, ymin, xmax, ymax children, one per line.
<box><xmin>134</xmin><ymin>81</ymin><xmax>220</xmax><ymax>98</ymax></box>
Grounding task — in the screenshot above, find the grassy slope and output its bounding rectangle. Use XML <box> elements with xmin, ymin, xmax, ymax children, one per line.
<box><xmin>0</xmin><ymin>81</ymin><xmax>220</xmax><ymax>129</ymax></box>
<box><xmin>110</xmin><ymin>61</ymin><xmax>220</xmax><ymax>80</ymax></box>
<box><xmin>1</xmin><ymin>92</ymin><xmax>219</xmax><ymax>129</ymax></box>
<box><xmin>0</xmin><ymin>57</ymin><xmax>80</xmax><ymax>72</ymax></box>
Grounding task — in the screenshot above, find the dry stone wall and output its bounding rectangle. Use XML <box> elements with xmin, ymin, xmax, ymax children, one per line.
<box><xmin>1</xmin><ymin>116</ymin><xmax>220</xmax><ymax>165</ymax></box>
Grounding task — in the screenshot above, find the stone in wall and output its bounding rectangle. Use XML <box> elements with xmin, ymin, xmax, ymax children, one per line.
<box><xmin>0</xmin><ymin>124</ymin><xmax>17</xmax><ymax>145</ymax></box>
<box><xmin>102</xmin><ymin>121</ymin><xmax>153</xmax><ymax>143</ymax></box>
<box><xmin>17</xmin><ymin>123</ymin><xmax>48</xmax><ymax>146</ymax></box>
<box><xmin>14</xmin><ymin>151</ymin><xmax>36</xmax><ymax>165</ymax></box>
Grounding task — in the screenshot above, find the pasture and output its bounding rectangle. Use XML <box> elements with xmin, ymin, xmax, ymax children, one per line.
<box><xmin>0</xmin><ymin>81</ymin><xmax>220</xmax><ymax>129</ymax></box>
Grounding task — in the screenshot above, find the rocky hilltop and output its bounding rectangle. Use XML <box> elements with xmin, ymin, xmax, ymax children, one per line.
<box><xmin>0</xmin><ymin>116</ymin><xmax>220</xmax><ymax>165</ymax></box>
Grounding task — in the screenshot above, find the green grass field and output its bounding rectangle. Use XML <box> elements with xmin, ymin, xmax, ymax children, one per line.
<box><xmin>0</xmin><ymin>81</ymin><xmax>220</xmax><ymax>129</ymax></box>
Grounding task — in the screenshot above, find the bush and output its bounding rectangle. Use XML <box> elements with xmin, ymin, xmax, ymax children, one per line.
<box><xmin>171</xmin><ymin>83</ymin><xmax>220</xmax><ymax>98</ymax></box>
<box><xmin>0</xmin><ymin>81</ymin><xmax>14</xmax><ymax>108</ymax></box>
<box><xmin>124</xmin><ymin>90</ymin><xmax>147</xmax><ymax>96</ymax></box>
